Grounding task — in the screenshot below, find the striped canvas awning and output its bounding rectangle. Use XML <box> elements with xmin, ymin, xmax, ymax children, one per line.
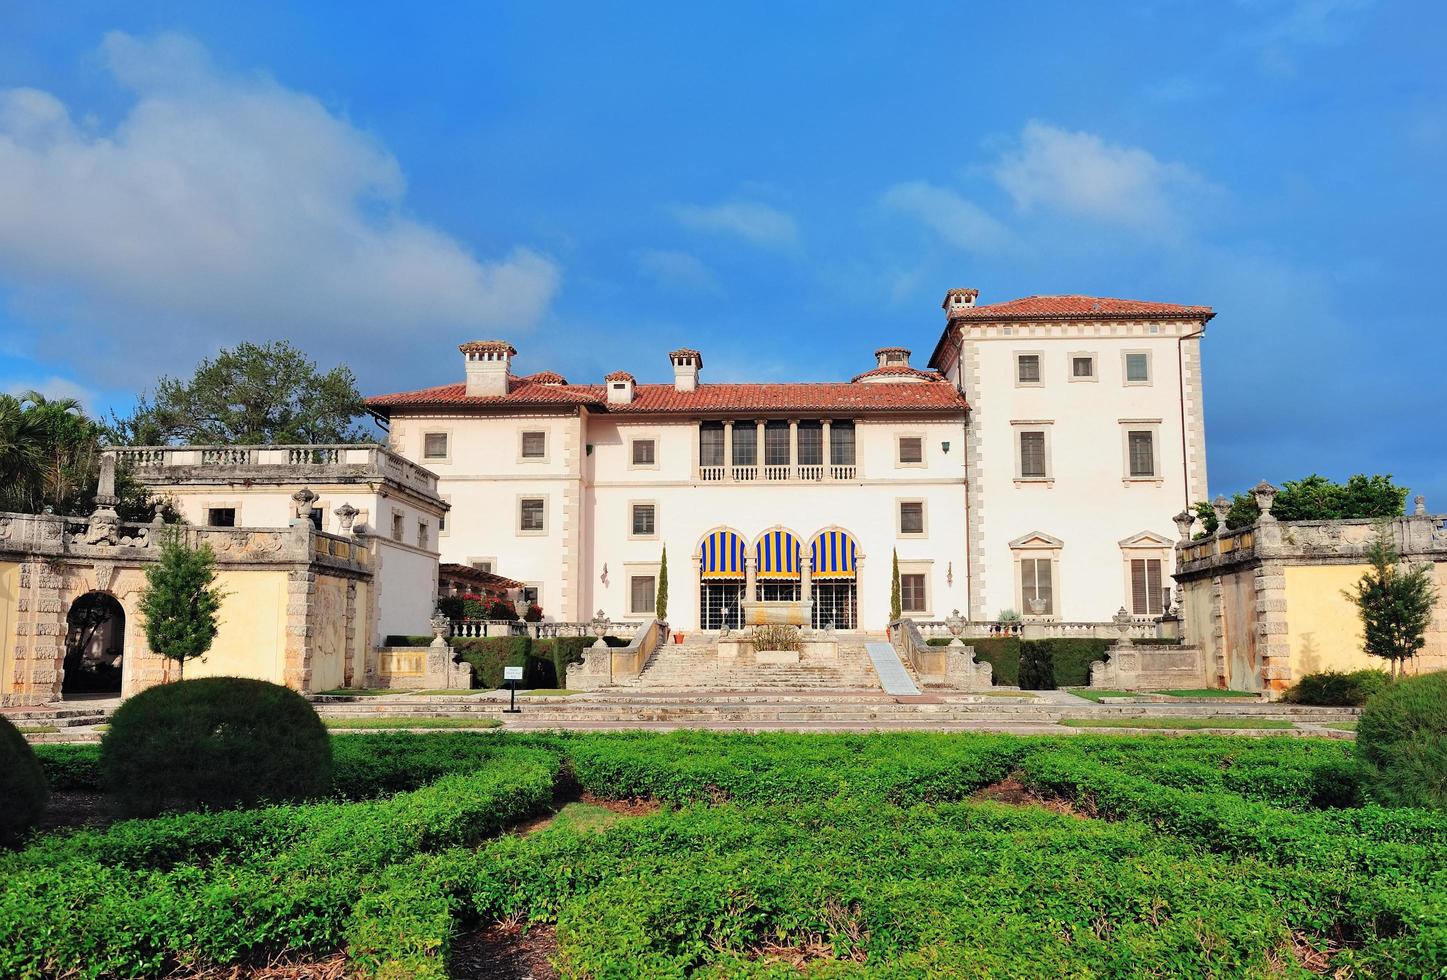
<box><xmin>810</xmin><ymin>529</ymin><xmax>858</xmax><ymax>579</ymax></box>
<box><xmin>699</xmin><ymin>529</ymin><xmax>746</xmax><ymax>579</ymax></box>
<box><xmin>756</xmin><ymin>529</ymin><xmax>801</xmax><ymax>579</ymax></box>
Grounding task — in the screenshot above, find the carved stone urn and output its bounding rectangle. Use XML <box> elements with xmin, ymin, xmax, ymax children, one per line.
<box><xmin>1027</xmin><ymin>597</ymin><xmax>1047</xmax><ymax>616</ymax></box>
<box><xmin>945</xmin><ymin>608</ymin><xmax>967</xmax><ymax>648</ymax></box>
<box><xmin>1251</xmin><ymin>481</ymin><xmax>1278</xmax><ymax>521</ymax></box>
<box><xmin>429</xmin><ymin>608</ymin><xmax>451</xmax><ymax>649</ymax></box>
<box><xmin>1112</xmin><ymin>606</ymin><xmax>1134</xmax><ymax>648</ymax></box>
<box><xmin>590</xmin><ymin>609</ymin><xmax>610</xmax><ymax>650</ymax></box>
<box><xmin>1172</xmin><ymin>510</ymin><xmax>1196</xmax><ymax>542</ymax></box>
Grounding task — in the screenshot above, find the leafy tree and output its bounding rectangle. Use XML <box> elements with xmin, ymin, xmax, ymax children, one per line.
<box><xmin>1344</xmin><ymin>525</ymin><xmax>1438</xmax><ymax>679</ymax></box>
<box><xmin>656</xmin><ymin>545</ymin><xmax>669</xmax><ymax>621</ymax></box>
<box><xmin>890</xmin><ymin>549</ymin><xmax>902</xmax><ymax>622</ymax></box>
<box><xmin>0</xmin><ymin>391</ymin><xmax>161</xmax><ymax>518</ymax></box>
<box><xmin>139</xmin><ymin>530</ymin><xmax>227</xmax><ymax>681</ymax></box>
<box><xmin>111</xmin><ymin>341</ymin><xmax>368</xmax><ymax>445</ymax></box>
<box><xmin>1195</xmin><ymin>473</ymin><xmax>1408</xmax><ymax>534</ymax></box>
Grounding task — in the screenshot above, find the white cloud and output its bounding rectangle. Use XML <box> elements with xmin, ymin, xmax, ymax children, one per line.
<box><xmin>634</xmin><ymin>248</ymin><xmax>721</xmax><ymax>294</ymax></box>
<box><xmin>993</xmin><ymin>121</ymin><xmax>1210</xmax><ymax>233</ymax></box>
<box><xmin>3</xmin><ymin>375</ymin><xmax>98</xmax><ymax>412</ymax></box>
<box><xmin>671</xmin><ymin>200</ymin><xmax>798</xmax><ymax>248</ymax></box>
<box><xmin>0</xmin><ymin>32</ymin><xmax>560</xmax><ymax>380</ymax></box>
<box><xmin>880</xmin><ymin>181</ymin><xmax>1012</xmax><ymax>253</ymax></box>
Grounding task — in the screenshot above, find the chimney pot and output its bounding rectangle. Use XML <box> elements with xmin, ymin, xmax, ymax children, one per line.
<box><xmin>459</xmin><ymin>340</ymin><xmax>516</xmax><ymax>397</ymax></box>
<box><xmin>670</xmin><ymin>348</ymin><xmax>702</xmax><ymax>392</ymax></box>
<box><xmin>942</xmin><ymin>288</ymin><xmax>980</xmax><ymax>319</ymax></box>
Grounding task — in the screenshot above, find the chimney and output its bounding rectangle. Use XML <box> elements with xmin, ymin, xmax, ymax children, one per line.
<box><xmin>670</xmin><ymin>348</ymin><xmax>702</xmax><ymax>392</ymax></box>
<box><xmin>942</xmin><ymin>288</ymin><xmax>980</xmax><ymax>319</ymax></box>
<box><xmin>460</xmin><ymin>340</ymin><xmax>516</xmax><ymax>397</ymax></box>
<box><xmin>605</xmin><ymin>371</ymin><xmax>636</xmax><ymax>404</ymax></box>
<box><xmin>874</xmin><ymin>346</ymin><xmax>911</xmax><ymax>369</ymax></box>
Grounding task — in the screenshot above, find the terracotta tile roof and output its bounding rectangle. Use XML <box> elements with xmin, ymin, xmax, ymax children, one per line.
<box><xmin>851</xmin><ymin>365</ymin><xmax>945</xmax><ymax>383</ymax></box>
<box><xmin>669</xmin><ymin>348</ymin><xmax>703</xmax><ymax>366</ymax></box>
<box><xmin>873</xmin><ymin>346</ymin><xmax>912</xmax><ymax>358</ymax></box>
<box><xmin>947</xmin><ymin>295</ymin><xmax>1214</xmax><ymax>322</ymax></box>
<box><xmin>369</xmin><ymin>376</ymin><xmax>968</xmax><ymax>415</ymax></box>
<box><xmin>521</xmin><ymin>370</ymin><xmax>568</xmax><ymax>385</ymax></box>
<box><xmin>604</xmin><ymin>370</ymin><xmax>636</xmax><ymax>383</ymax></box>
<box><xmin>458</xmin><ymin>340</ymin><xmax>517</xmax><ymax>355</ymax></box>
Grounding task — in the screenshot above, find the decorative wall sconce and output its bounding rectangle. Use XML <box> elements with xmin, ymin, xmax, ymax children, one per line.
<box><xmin>586</xmin><ymin>444</ymin><xmax>594</xmax><ymax>456</ymax></box>
<box><xmin>600</xmin><ymin>562</ymin><xmax>609</xmax><ymax>585</ymax></box>
<box><xmin>946</xmin><ymin>561</ymin><xmax>953</xmax><ymax>586</ymax></box>
<box><xmin>941</xmin><ymin>441</ymin><xmax>951</xmax><ymax>454</ymax></box>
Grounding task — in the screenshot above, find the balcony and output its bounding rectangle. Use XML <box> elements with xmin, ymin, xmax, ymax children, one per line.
<box><xmin>695</xmin><ymin>462</ymin><xmax>858</xmax><ymax>483</ymax></box>
<box><xmin>114</xmin><ymin>443</ymin><xmax>442</xmax><ymax>497</ymax></box>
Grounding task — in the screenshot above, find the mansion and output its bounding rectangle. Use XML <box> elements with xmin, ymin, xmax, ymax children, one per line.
<box><xmin>366</xmin><ymin>288</ymin><xmax>1213</xmax><ymax>632</ymax></box>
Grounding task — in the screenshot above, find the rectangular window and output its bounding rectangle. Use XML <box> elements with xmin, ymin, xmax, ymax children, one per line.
<box><xmin>898</xmin><ymin>436</ymin><xmax>923</xmax><ymax>464</ymax></box>
<box><xmin>1072</xmin><ymin>356</ymin><xmax>1094</xmax><ymax>379</ymax></box>
<box><xmin>521</xmin><ymin>585</ymin><xmax>540</xmax><ymax>608</ymax></box>
<box><xmin>1019</xmin><ymin>431</ymin><xmax>1047</xmax><ymax>479</ymax></box>
<box><xmin>900</xmin><ymin>574</ymin><xmax>927</xmax><ymax>613</ymax></box>
<box><xmin>829</xmin><ymin>421</ymin><xmax>855</xmax><ymax>466</ymax></box>
<box><xmin>1131</xmin><ymin>558</ymin><xmax>1164</xmax><ymax>616</ymax></box>
<box><xmin>521</xmin><ymin>431</ymin><xmax>547</xmax><ymax>458</ymax></box>
<box><xmin>899</xmin><ymin>501</ymin><xmax>925</xmax><ymax>535</ymax></box>
<box><xmin>1017</xmin><ymin>354</ymin><xmax>1041</xmax><ymax>384</ymax></box>
<box><xmin>631</xmin><ymin>503</ymin><xmax>655</xmax><ymax>536</ymax></box>
<box><xmin>519</xmin><ymin>498</ymin><xmax>545</xmax><ymax>532</ymax></box>
<box><xmin>473</xmin><ymin>559</ymin><xmax>494</xmax><ymax>574</ymax></box>
<box><xmin>1020</xmin><ymin>558</ymin><xmax>1054</xmax><ymax>615</ymax></box>
<box><xmin>423</xmin><ymin>432</ymin><xmax>448</xmax><ymax>459</ymax></box>
<box><xmin>417</xmin><ymin>521</ymin><xmax>429</xmax><ymax>550</ymax></box>
<box><xmin>391</xmin><ymin>511</ymin><xmax>405</xmax><ymax>542</ymax></box>
<box><xmin>699</xmin><ymin>423</ymin><xmax>725</xmax><ymax>467</ymax></box>
<box><xmin>632</xmin><ymin>439</ymin><xmax>656</xmax><ymax>466</ymax></box>
<box><xmin>731</xmin><ymin>424</ymin><xmax>756</xmax><ymax>466</ymax></box>
<box><xmin>207</xmin><ymin>507</ymin><xmax>236</xmax><ymax>527</ymax></box>
<box><xmin>1127</xmin><ymin>430</ymin><xmax>1156</xmax><ymax>477</ymax></box>
<box><xmin>797</xmin><ymin>422</ymin><xmax>823</xmax><ymax>466</ymax></box>
<box><xmin>1125</xmin><ymin>352</ymin><xmax>1150</xmax><ymax>383</ymax></box>
<box><xmin>764</xmin><ymin>421</ymin><xmax>790</xmax><ymax>466</ymax></box>
<box><xmin>630</xmin><ymin>575</ymin><xmax>656</xmax><ymax>615</ymax></box>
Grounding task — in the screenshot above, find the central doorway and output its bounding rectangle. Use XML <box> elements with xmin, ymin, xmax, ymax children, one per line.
<box><xmin>63</xmin><ymin>592</ymin><xmax>125</xmax><ymax>697</ymax></box>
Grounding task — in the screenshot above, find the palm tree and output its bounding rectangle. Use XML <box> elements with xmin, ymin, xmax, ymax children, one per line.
<box><xmin>0</xmin><ymin>394</ymin><xmax>46</xmax><ymax>512</ymax></box>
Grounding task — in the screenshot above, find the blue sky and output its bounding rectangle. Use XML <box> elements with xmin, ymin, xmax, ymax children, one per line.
<box><xmin>1</xmin><ymin>1</ymin><xmax>1443</xmax><ymax>505</ymax></box>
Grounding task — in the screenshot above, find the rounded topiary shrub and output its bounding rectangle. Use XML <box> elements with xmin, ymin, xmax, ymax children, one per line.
<box><xmin>0</xmin><ymin>715</ymin><xmax>48</xmax><ymax>845</ymax></box>
<box><xmin>101</xmin><ymin>676</ymin><xmax>332</xmax><ymax>816</ymax></box>
<box><xmin>1356</xmin><ymin>671</ymin><xmax>1447</xmax><ymax>810</ymax></box>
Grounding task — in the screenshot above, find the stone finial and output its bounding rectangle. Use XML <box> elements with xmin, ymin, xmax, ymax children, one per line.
<box><xmin>1172</xmin><ymin>510</ymin><xmax>1197</xmax><ymax>542</ymax></box>
<box><xmin>945</xmin><ymin>608</ymin><xmax>967</xmax><ymax>648</ymax></box>
<box><xmin>430</xmin><ymin>608</ymin><xmax>451</xmax><ymax>649</ymax></box>
<box><xmin>334</xmin><ymin>503</ymin><xmax>358</xmax><ymax>531</ymax></box>
<box><xmin>1211</xmin><ymin>495</ymin><xmax>1231</xmax><ymax>531</ymax></box>
<box><xmin>1414</xmin><ymin>495</ymin><xmax>1427</xmax><ymax>516</ymax></box>
<box><xmin>95</xmin><ymin>451</ymin><xmax>119</xmax><ymax>508</ymax></box>
<box><xmin>291</xmin><ymin>488</ymin><xmax>318</xmax><ymax>524</ymax></box>
<box><xmin>1112</xmin><ymin>607</ymin><xmax>1134</xmax><ymax>648</ymax></box>
<box><xmin>589</xmin><ymin>609</ymin><xmax>610</xmax><ymax>650</ymax></box>
<box><xmin>1252</xmin><ymin>481</ymin><xmax>1278</xmax><ymax>521</ymax></box>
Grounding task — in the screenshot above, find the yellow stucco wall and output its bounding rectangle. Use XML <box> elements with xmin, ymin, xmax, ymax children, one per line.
<box><xmin>1284</xmin><ymin>564</ymin><xmax>1377</xmax><ymax>676</ymax></box>
<box><xmin>0</xmin><ymin>562</ymin><xmax>18</xmax><ymax>697</ymax></box>
<box><xmin>310</xmin><ymin>574</ymin><xmax>348</xmax><ymax>692</ymax></box>
<box><xmin>187</xmin><ymin>570</ymin><xmax>289</xmax><ymax>684</ymax></box>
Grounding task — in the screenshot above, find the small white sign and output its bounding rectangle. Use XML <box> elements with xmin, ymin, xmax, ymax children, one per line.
<box><xmin>503</xmin><ymin>666</ymin><xmax>524</xmax><ymax>681</ymax></box>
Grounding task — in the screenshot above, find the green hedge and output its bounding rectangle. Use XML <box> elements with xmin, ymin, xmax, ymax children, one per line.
<box><xmin>453</xmin><ymin>635</ymin><xmax>626</xmax><ymax>689</ymax></box>
<box><xmin>0</xmin><ymin>716</ymin><xmax>47</xmax><ymax>846</ymax></box>
<box><xmin>923</xmin><ymin>637</ymin><xmax>1115</xmax><ymax>688</ymax></box>
<box><xmin>1282</xmin><ymin>669</ymin><xmax>1390</xmax><ymax>707</ymax></box>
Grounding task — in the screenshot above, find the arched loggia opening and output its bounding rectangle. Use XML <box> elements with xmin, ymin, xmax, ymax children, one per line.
<box><xmin>754</xmin><ymin>528</ymin><xmax>802</xmax><ymax>602</ymax></box>
<box><xmin>63</xmin><ymin>592</ymin><xmax>125</xmax><ymax>698</ymax></box>
<box><xmin>697</xmin><ymin>528</ymin><xmax>747</xmax><ymax>630</ymax></box>
<box><xmin>810</xmin><ymin>528</ymin><xmax>859</xmax><ymax>630</ymax></box>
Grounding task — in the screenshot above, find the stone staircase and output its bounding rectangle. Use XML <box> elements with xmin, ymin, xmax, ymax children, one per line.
<box><xmin>615</xmin><ymin>637</ymin><xmax>887</xmax><ymax>692</ymax></box>
<box><xmin>3</xmin><ymin>700</ymin><xmax>116</xmax><ymax>743</ymax></box>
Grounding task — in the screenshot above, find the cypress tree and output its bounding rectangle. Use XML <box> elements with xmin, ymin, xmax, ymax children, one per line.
<box><xmin>890</xmin><ymin>548</ymin><xmax>902</xmax><ymax>621</ymax></box>
<box><xmin>138</xmin><ymin>529</ymin><xmax>227</xmax><ymax>681</ymax></box>
<box><xmin>656</xmin><ymin>545</ymin><xmax>669</xmax><ymax>621</ymax></box>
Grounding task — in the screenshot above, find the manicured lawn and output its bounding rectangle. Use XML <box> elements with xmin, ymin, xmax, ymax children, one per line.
<box><xmin>415</xmin><ymin>689</ymin><xmax>482</xmax><ymax>696</ymax></box>
<box><xmin>15</xmin><ymin>724</ymin><xmax>58</xmax><ymax>734</ymax></box>
<box><xmin>323</xmin><ymin>716</ymin><xmax>502</xmax><ymax>730</ymax></box>
<box><xmin>522</xmin><ymin>688</ymin><xmax>582</xmax><ymax>696</ymax></box>
<box><xmin>1323</xmin><ymin>721</ymin><xmax>1358</xmax><ymax>731</ymax></box>
<box><xmin>1154</xmin><ymin>688</ymin><xmax>1260</xmax><ymax>699</ymax></box>
<box><xmin>1060</xmin><ymin>717</ymin><xmax>1294</xmax><ymax>730</ymax></box>
<box><xmin>1067</xmin><ymin>688</ymin><xmax>1137</xmax><ymax>702</ymax></box>
<box><xmin>11</xmin><ymin>731</ymin><xmax>1440</xmax><ymax>978</ymax></box>
<box><xmin>317</xmin><ymin>688</ymin><xmax>408</xmax><ymax>697</ymax></box>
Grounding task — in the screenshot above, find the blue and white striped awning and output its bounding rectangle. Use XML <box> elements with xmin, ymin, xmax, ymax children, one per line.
<box><xmin>756</xmin><ymin>529</ymin><xmax>801</xmax><ymax>579</ymax></box>
<box><xmin>699</xmin><ymin>529</ymin><xmax>746</xmax><ymax>579</ymax></box>
<box><xmin>810</xmin><ymin>529</ymin><xmax>858</xmax><ymax>579</ymax></box>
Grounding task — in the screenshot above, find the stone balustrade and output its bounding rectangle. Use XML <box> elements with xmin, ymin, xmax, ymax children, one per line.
<box><xmin>113</xmin><ymin>443</ymin><xmax>440</xmax><ymax>495</ymax></box>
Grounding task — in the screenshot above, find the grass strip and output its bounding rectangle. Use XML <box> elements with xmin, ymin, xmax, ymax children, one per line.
<box><xmin>16</xmin><ymin>724</ymin><xmax>58</xmax><ymax>734</ymax></box>
<box><xmin>1060</xmin><ymin>717</ymin><xmax>1294</xmax><ymax>730</ymax></box>
<box><xmin>1154</xmin><ymin>688</ymin><xmax>1260</xmax><ymax>699</ymax></box>
<box><xmin>324</xmin><ymin>717</ymin><xmax>501</xmax><ymax>730</ymax></box>
<box><xmin>318</xmin><ymin>689</ymin><xmax>409</xmax><ymax>697</ymax></box>
<box><xmin>1067</xmin><ymin>689</ymin><xmax>1137</xmax><ymax>703</ymax></box>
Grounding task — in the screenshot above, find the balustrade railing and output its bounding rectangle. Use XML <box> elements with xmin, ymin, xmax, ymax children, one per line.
<box><xmin>694</xmin><ymin>462</ymin><xmax>861</xmax><ymax>483</ymax></box>
<box><xmin>829</xmin><ymin>464</ymin><xmax>857</xmax><ymax>480</ymax></box>
<box><xmin>698</xmin><ymin>465</ymin><xmax>727</xmax><ymax>482</ymax></box>
<box><xmin>796</xmin><ymin>464</ymin><xmax>824</xmax><ymax>481</ymax></box>
<box><xmin>762</xmin><ymin>464</ymin><xmax>791</xmax><ymax>481</ymax></box>
<box><xmin>730</xmin><ymin>465</ymin><xmax>758</xmax><ymax>481</ymax></box>
<box><xmin>111</xmin><ymin>444</ymin><xmax>439</xmax><ymax>493</ymax></box>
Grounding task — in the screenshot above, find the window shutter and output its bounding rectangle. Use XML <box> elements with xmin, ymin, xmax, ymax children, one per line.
<box><xmin>1131</xmin><ymin>559</ymin><xmax>1148</xmax><ymax>614</ymax></box>
<box><xmin>1147</xmin><ymin>559</ymin><xmax>1163</xmax><ymax>614</ymax></box>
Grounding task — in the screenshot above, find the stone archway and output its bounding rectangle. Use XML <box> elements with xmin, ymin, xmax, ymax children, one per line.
<box><xmin>62</xmin><ymin>591</ymin><xmax>125</xmax><ymax>698</ymax></box>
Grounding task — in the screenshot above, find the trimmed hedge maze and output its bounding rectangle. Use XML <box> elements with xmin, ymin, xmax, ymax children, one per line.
<box><xmin>5</xmin><ymin>732</ymin><xmax>1445</xmax><ymax>978</ymax></box>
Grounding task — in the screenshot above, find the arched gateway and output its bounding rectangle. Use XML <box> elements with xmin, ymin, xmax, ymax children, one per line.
<box><xmin>62</xmin><ymin>591</ymin><xmax>126</xmax><ymax>697</ymax></box>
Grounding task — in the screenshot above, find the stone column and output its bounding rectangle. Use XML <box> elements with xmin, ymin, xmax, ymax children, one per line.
<box><xmin>745</xmin><ymin>556</ymin><xmax>757</xmax><ymax>603</ymax></box>
<box><xmin>800</xmin><ymin>555</ymin><xmax>812</xmax><ymax>604</ymax></box>
<box><xmin>723</xmin><ymin>420</ymin><xmax>734</xmax><ymax>480</ymax></box>
<box><xmin>821</xmin><ymin>419</ymin><xmax>833</xmax><ymax>480</ymax></box>
<box><xmin>788</xmin><ymin>419</ymin><xmax>798</xmax><ymax>478</ymax></box>
<box><xmin>756</xmin><ymin>420</ymin><xmax>765</xmax><ymax>472</ymax></box>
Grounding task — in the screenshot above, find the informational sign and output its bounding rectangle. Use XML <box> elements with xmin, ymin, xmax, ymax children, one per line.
<box><xmin>503</xmin><ymin>666</ymin><xmax>524</xmax><ymax>681</ymax></box>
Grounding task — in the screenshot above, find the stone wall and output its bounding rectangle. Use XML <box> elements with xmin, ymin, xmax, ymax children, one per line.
<box><xmin>1174</xmin><ymin>494</ymin><xmax>1447</xmax><ymax>696</ymax></box>
<box><xmin>0</xmin><ymin>511</ymin><xmax>374</xmax><ymax>706</ymax></box>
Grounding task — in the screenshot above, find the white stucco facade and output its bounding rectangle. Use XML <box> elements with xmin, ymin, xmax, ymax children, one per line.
<box><xmin>371</xmin><ymin>289</ymin><xmax>1213</xmax><ymax>632</ymax></box>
